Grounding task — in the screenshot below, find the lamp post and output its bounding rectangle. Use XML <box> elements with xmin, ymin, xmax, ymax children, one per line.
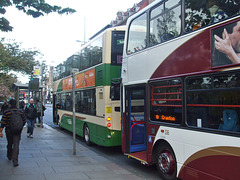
<box><xmin>72</xmin><ymin>68</ymin><xmax>78</xmax><ymax>155</ymax></box>
<box><xmin>72</xmin><ymin>71</ymin><xmax>76</xmax><ymax>155</ymax></box>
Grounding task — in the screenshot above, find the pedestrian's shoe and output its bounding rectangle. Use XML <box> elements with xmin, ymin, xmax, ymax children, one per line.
<box><xmin>30</xmin><ymin>135</ymin><xmax>33</xmax><ymax>138</ymax></box>
<box><xmin>7</xmin><ymin>155</ymin><xmax>11</xmax><ymax>160</ymax></box>
<box><xmin>13</xmin><ymin>160</ymin><xmax>18</xmax><ymax>167</ymax></box>
<box><xmin>27</xmin><ymin>133</ymin><xmax>30</xmax><ymax>138</ymax></box>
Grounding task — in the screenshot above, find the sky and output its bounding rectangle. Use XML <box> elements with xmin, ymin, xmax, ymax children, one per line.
<box><xmin>1</xmin><ymin>0</ymin><xmax>138</xmax><ymax>83</ymax></box>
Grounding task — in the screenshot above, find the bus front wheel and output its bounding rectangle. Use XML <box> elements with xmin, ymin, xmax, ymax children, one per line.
<box><xmin>83</xmin><ymin>124</ymin><xmax>91</xmax><ymax>146</ymax></box>
<box><xmin>156</xmin><ymin>142</ymin><xmax>177</xmax><ymax>180</ymax></box>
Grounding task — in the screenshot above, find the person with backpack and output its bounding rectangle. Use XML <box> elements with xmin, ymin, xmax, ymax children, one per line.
<box><xmin>25</xmin><ymin>98</ymin><xmax>37</xmax><ymax>138</ymax></box>
<box><xmin>0</xmin><ymin>99</ymin><xmax>26</xmax><ymax>167</ymax></box>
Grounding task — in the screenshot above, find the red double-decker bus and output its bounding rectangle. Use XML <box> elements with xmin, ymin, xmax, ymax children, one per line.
<box><xmin>121</xmin><ymin>0</ymin><xmax>240</xmax><ymax>179</ymax></box>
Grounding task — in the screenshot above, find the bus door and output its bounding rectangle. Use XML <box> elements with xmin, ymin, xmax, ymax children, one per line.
<box><xmin>126</xmin><ymin>87</ymin><xmax>146</xmax><ymax>153</ymax></box>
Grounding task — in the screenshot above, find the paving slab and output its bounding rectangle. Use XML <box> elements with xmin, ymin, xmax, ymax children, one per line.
<box><xmin>0</xmin><ymin>124</ymin><xmax>145</xmax><ymax>180</ymax></box>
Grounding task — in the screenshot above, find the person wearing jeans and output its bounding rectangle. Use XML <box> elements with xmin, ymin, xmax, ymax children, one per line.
<box><xmin>24</xmin><ymin>99</ymin><xmax>37</xmax><ymax>138</ymax></box>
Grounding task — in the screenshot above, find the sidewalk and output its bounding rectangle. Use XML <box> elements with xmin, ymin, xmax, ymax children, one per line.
<box><xmin>0</xmin><ymin>125</ymin><xmax>143</xmax><ymax>180</ymax></box>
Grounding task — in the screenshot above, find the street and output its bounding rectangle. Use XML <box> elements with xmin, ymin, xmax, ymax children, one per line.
<box><xmin>42</xmin><ymin>104</ymin><xmax>160</xmax><ymax>179</ymax></box>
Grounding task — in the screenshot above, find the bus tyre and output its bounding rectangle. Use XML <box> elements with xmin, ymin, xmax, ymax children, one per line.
<box><xmin>156</xmin><ymin>143</ymin><xmax>177</xmax><ymax>180</ymax></box>
<box><xmin>83</xmin><ymin>124</ymin><xmax>91</xmax><ymax>146</ymax></box>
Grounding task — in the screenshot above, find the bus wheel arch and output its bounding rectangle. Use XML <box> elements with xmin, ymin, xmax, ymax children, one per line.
<box><xmin>83</xmin><ymin>123</ymin><xmax>92</xmax><ymax>146</ymax></box>
<box><xmin>153</xmin><ymin>140</ymin><xmax>177</xmax><ymax>180</ymax></box>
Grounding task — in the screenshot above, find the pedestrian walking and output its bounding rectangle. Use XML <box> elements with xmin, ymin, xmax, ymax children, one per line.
<box><xmin>25</xmin><ymin>98</ymin><xmax>37</xmax><ymax>138</ymax></box>
<box><xmin>36</xmin><ymin>100</ymin><xmax>46</xmax><ymax>125</ymax></box>
<box><xmin>19</xmin><ymin>100</ymin><xmax>25</xmax><ymax>111</ymax></box>
<box><xmin>36</xmin><ymin>99</ymin><xmax>42</xmax><ymax>124</ymax></box>
<box><xmin>0</xmin><ymin>99</ymin><xmax>26</xmax><ymax>167</ymax></box>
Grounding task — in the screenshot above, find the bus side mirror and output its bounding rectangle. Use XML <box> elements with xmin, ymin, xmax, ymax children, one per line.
<box><xmin>110</xmin><ymin>79</ymin><xmax>121</xmax><ymax>100</ymax></box>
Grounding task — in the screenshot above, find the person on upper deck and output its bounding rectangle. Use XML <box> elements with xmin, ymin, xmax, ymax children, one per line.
<box><xmin>185</xmin><ymin>0</ymin><xmax>228</xmax><ymax>31</ymax></box>
<box><xmin>206</xmin><ymin>0</ymin><xmax>228</xmax><ymax>24</ymax></box>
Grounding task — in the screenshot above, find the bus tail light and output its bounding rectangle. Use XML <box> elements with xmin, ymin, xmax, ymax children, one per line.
<box><xmin>107</xmin><ymin>117</ymin><xmax>111</xmax><ymax>121</ymax></box>
<box><xmin>107</xmin><ymin>123</ymin><xmax>111</xmax><ymax>127</ymax></box>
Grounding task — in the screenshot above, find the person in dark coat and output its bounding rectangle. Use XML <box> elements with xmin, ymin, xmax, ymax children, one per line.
<box><xmin>0</xmin><ymin>99</ymin><xmax>26</xmax><ymax>167</ymax></box>
<box><xmin>24</xmin><ymin>98</ymin><xmax>37</xmax><ymax>138</ymax></box>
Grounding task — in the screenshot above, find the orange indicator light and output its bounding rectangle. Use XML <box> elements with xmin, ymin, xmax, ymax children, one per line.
<box><xmin>156</xmin><ymin>115</ymin><xmax>160</xmax><ymax>119</ymax></box>
<box><xmin>107</xmin><ymin>117</ymin><xmax>111</xmax><ymax>121</ymax></box>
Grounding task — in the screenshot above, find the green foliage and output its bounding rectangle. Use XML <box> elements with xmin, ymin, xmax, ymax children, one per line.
<box><xmin>0</xmin><ymin>0</ymin><xmax>76</xmax><ymax>32</ymax></box>
<box><xmin>0</xmin><ymin>72</ymin><xmax>17</xmax><ymax>88</ymax></box>
<box><xmin>0</xmin><ymin>38</ymin><xmax>40</xmax><ymax>74</ymax></box>
<box><xmin>0</xmin><ymin>17</ymin><xmax>13</xmax><ymax>31</ymax></box>
<box><xmin>0</xmin><ymin>38</ymin><xmax>41</xmax><ymax>99</ymax></box>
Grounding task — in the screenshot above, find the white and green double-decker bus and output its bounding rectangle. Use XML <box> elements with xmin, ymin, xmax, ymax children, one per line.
<box><xmin>53</xmin><ymin>26</ymin><xmax>125</xmax><ymax>146</ymax></box>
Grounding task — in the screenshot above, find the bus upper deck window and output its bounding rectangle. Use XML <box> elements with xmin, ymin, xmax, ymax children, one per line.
<box><xmin>165</xmin><ymin>0</ymin><xmax>180</xmax><ymax>9</ymax></box>
<box><xmin>185</xmin><ymin>0</ymin><xmax>239</xmax><ymax>32</ymax></box>
<box><xmin>150</xmin><ymin>2</ymin><xmax>181</xmax><ymax>46</ymax></box>
<box><xmin>127</xmin><ymin>13</ymin><xmax>147</xmax><ymax>55</ymax></box>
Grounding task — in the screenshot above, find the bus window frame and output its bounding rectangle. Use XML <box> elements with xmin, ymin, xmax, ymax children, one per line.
<box><xmin>183</xmin><ymin>0</ymin><xmax>240</xmax><ymax>34</ymax></box>
<box><xmin>111</xmin><ymin>31</ymin><xmax>125</xmax><ymax>65</ymax></box>
<box><xmin>126</xmin><ymin>12</ymin><xmax>148</xmax><ymax>55</ymax></box>
<box><xmin>126</xmin><ymin>0</ymin><xmax>183</xmax><ymax>55</ymax></box>
<box><xmin>149</xmin><ymin>0</ymin><xmax>182</xmax><ymax>46</ymax></box>
<box><xmin>148</xmin><ymin>77</ymin><xmax>183</xmax><ymax>126</ymax></box>
<box><xmin>185</xmin><ymin>70</ymin><xmax>240</xmax><ymax>136</ymax></box>
<box><xmin>75</xmin><ymin>88</ymin><xmax>96</xmax><ymax>116</ymax></box>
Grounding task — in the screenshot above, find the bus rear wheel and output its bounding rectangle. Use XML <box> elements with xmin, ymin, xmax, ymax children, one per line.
<box><xmin>156</xmin><ymin>142</ymin><xmax>177</xmax><ymax>180</ymax></box>
<box><xmin>83</xmin><ymin>124</ymin><xmax>91</xmax><ymax>146</ymax></box>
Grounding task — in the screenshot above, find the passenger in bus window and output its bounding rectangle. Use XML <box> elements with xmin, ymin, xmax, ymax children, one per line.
<box><xmin>214</xmin><ymin>21</ymin><xmax>240</xmax><ymax>66</ymax></box>
<box><xmin>185</xmin><ymin>0</ymin><xmax>228</xmax><ymax>32</ymax></box>
<box><xmin>206</xmin><ymin>0</ymin><xmax>228</xmax><ymax>24</ymax></box>
<box><xmin>219</xmin><ymin>110</ymin><xmax>240</xmax><ymax>132</ymax></box>
<box><xmin>185</xmin><ymin>0</ymin><xmax>208</xmax><ymax>32</ymax></box>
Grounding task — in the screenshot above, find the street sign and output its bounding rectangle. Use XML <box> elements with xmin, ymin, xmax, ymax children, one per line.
<box><xmin>33</xmin><ymin>66</ymin><xmax>41</xmax><ymax>76</ymax></box>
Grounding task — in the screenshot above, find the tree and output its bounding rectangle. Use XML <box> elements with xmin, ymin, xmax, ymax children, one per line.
<box><xmin>0</xmin><ymin>82</ymin><xmax>14</xmax><ymax>101</ymax></box>
<box><xmin>0</xmin><ymin>0</ymin><xmax>76</xmax><ymax>32</ymax></box>
<box><xmin>0</xmin><ymin>38</ymin><xmax>41</xmax><ymax>100</ymax></box>
<box><xmin>0</xmin><ymin>72</ymin><xmax>17</xmax><ymax>99</ymax></box>
<box><xmin>0</xmin><ymin>38</ymin><xmax>40</xmax><ymax>74</ymax></box>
